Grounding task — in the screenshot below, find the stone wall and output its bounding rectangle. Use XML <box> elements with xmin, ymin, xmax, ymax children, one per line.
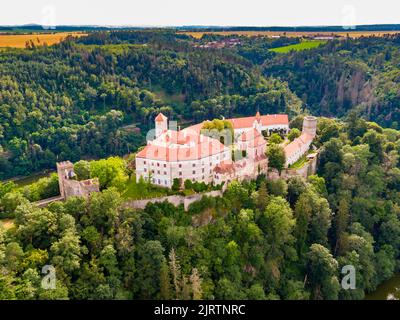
<box><xmin>122</xmin><ymin>190</ymin><xmax>224</xmax><ymax>211</ymax></box>
<box><xmin>268</xmin><ymin>153</ymin><xmax>318</xmax><ymax>180</ymax></box>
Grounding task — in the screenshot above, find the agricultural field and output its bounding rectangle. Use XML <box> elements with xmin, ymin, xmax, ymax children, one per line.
<box><xmin>181</xmin><ymin>30</ymin><xmax>400</xmax><ymax>39</ymax></box>
<box><xmin>269</xmin><ymin>40</ymin><xmax>326</xmax><ymax>53</ymax></box>
<box><xmin>0</xmin><ymin>32</ymin><xmax>87</xmax><ymax>48</ymax></box>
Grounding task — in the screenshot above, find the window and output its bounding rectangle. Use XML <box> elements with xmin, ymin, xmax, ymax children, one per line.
<box><xmin>144</xmin><ymin>161</ymin><xmax>146</xmax><ymax>165</ymax></box>
<box><xmin>179</xmin><ymin>164</ymin><xmax>182</xmax><ymax>168</ymax></box>
<box><xmin>202</xmin><ymin>168</ymin><xmax>205</xmax><ymax>173</ymax></box>
<box><xmin>157</xmin><ymin>170</ymin><xmax>160</xmax><ymax>174</ymax></box>
<box><xmin>192</xmin><ymin>163</ymin><xmax>196</xmax><ymax>167</ymax></box>
<box><xmin>144</xmin><ymin>168</ymin><xmax>147</xmax><ymax>173</ymax></box>
<box><xmin>179</xmin><ymin>172</ymin><xmax>182</xmax><ymax>176</ymax></box>
<box><xmin>165</xmin><ymin>180</ymin><xmax>168</xmax><ymax>185</ymax></box>
<box><xmin>164</xmin><ymin>164</ymin><xmax>166</xmax><ymax>168</ymax></box>
<box><xmin>202</xmin><ymin>176</ymin><xmax>204</xmax><ymax>180</ymax></box>
<box><xmin>192</xmin><ymin>171</ymin><xmax>196</xmax><ymax>175</ymax></box>
<box><xmin>164</xmin><ymin>171</ymin><xmax>167</xmax><ymax>175</ymax></box>
<box><xmin>158</xmin><ymin>179</ymin><xmax>161</xmax><ymax>184</ymax></box>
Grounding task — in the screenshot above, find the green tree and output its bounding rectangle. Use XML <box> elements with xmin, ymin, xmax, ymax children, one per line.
<box><xmin>269</xmin><ymin>133</ymin><xmax>283</xmax><ymax>144</ymax></box>
<box><xmin>306</xmin><ymin>244</ymin><xmax>340</xmax><ymax>300</ymax></box>
<box><xmin>136</xmin><ymin>241</ymin><xmax>167</xmax><ymax>299</ymax></box>
<box><xmin>287</xmin><ymin>128</ymin><xmax>301</xmax><ymax>142</ymax></box>
<box><xmin>267</xmin><ymin>144</ymin><xmax>286</xmax><ymax>173</ymax></box>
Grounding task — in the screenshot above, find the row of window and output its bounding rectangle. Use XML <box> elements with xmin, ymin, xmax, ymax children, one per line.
<box><xmin>144</xmin><ymin>168</ymin><xmax>212</xmax><ymax>175</ymax></box>
<box><xmin>142</xmin><ymin>154</ymin><xmax>228</xmax><ymax>168</ymax></box>
<box><xmin>152</xmin><ymin>176</ymin><xmax>209</xmax><ymax>186</ymax></box>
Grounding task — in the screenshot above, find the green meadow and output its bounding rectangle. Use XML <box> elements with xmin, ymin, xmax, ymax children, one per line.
<box><xmin>270</xmin><ymin>40</ymin><xmax>327</xmax><ymax>53</ymax></box>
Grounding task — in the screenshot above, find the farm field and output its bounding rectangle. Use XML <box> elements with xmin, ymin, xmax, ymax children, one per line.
<box><xmin>181</xmin><ymin>30</ymin><xmax>400</xmax><ymax>39</ymax></box>
<box><xmin>270</xmin><ymin>40</ymin><xmax>326</xmax><ymax>53</ymax></box>
<box><xmin>0</xmin><ymin>32</ymin><xmax>87</xmax><ymax>48</ymax></box>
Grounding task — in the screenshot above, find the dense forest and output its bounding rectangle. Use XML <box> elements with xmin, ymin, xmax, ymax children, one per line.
<box><xmin>0</xmin><ymin>31</ymin><xmax>303</xmax><ymax>179</ymax></box>
<box><xmin>2</xmin><ymin>31</ymin><xmax>400</xmax><ymax>179</ymax></box>
<box><xmin>264</xmin><ymin>36</ymin><xmax>400</xmax><ymax>127</ymax></box>
<box><xmin>1</xmin><ymin>30</ymin><xmax>400</xmax><ymax>300</ymax></box>
<box><xmin>1</xmin><ymin>115</ymin><xmax>400</xmax><ymax>300</ymax></box>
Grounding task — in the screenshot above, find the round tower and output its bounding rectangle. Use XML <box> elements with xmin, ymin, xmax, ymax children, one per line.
<box><xmin>302</xmin><ymin>116</ymin><xmax>317</xmax><ymax>137</ymax></box>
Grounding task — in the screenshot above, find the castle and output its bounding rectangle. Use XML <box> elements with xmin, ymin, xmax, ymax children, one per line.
<box><xmin>56</xmin><ymin>161</ymin><xmax>100</xmax><ymax>200</ymax></box>
<box><xmin>135</xmin><ymin>112</ymin><xmax>317</xmax><ymax>188</ymax></box>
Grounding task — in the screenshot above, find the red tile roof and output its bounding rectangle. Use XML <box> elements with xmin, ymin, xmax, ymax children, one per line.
<box><xmin>183</xmin><ymin>114</ymin><xmax>289</xmax><ymax>133</ymax></box>
<box><xmin>155</xmin><ymin>113</ymin><xmax>167</xmax><ymax>122</ymax></box>
<box><xmin>214</xmin><ymin>161</ymin><xmax>235</xmax><ymax>174</ymax></box>
<box><xmin>239</xmin><ymin>129</ymin><xmax>266</xmax><ymax>148</ymax></box>
<box><xmin>136</xmin><ymin>130</ymin><xmax>228</xmax><ymax>161</ymax></box>
<box><xmin>240</xmin><ymin>128</ymin><xmax>261</xmax><ymax>141</ymax></box>
<box><xmin>284</xmin><ymin>133</ymin><xmax>314</xmax><ymax>158</ymax></box>
<box><xmin>228</xmin><ymin>114</ymin><xmax>288</xmax><ymax>129</ymax></box>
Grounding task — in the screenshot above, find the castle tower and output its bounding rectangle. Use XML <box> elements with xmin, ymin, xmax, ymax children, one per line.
<box><xmin>302</xmin><ymin>116</ymin><xmax>317</xmax><ymax>137</ymax></box>
<box><xmin>155</xmin><ymin>113</ymin><xmax>168</xmax><ymax>138</ymax></box>
<box><xmin>56</xmin><ymin>161</ymin><xmax>75</xmax><ymax>199</ymax></box>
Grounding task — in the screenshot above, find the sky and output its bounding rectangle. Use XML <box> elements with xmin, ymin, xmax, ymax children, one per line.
<box><xmin>0</xmin><ymin>0</ymin><xmax>399</xmax><ymax>27</ymax></box>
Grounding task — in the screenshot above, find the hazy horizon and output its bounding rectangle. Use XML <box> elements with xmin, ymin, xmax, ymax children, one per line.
<box><xmin>1</xmin><ymin>0</ymin><xmax>399</xmax><ymax>28</ymax></box>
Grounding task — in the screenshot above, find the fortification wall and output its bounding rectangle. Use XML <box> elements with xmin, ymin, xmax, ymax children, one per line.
<box><xmin>268</xmin><ymin>154</ymin><xmax>318</xmax><ymax>180</ymax></box>
<box><xmin>123</xmin><ymin>190</ymin><xmax>224</xmax><ymax>211</ymax></box>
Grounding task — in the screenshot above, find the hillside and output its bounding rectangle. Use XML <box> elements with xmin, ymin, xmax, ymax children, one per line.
<box><xmin>264</xmin><ymin>35</ymin><xmax>400</xmax><ymax>128</ymax></box>
<box><xmin>1</xmin><ymin>116</ymin><xmax>400</xmax><ymax>300</ymax></box>
<box><xmin>0</xmin><ymin>31</ymin><xmax>302</xmax><ymax>179</ymax></box>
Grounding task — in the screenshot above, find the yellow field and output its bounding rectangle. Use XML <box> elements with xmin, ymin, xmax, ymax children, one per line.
<box><xmin>181</xmin><ymin>30</ymin><xmax>400</xmax><ymax>39</ymax></box>
<box><xmin>0</xmin><ymin>32</ymin><xmax>87</xmax><ymax>48</ymax></box>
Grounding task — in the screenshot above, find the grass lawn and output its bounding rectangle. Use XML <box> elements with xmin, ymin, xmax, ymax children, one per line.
<box><xmin>288</xmin><ymin>155</ymin><xmax>308</xmax><ymax>169</ymax></box>
<box><xmin>0</xmin><ymin>219</ymin><xmax>15</xmax><ymax>230</ymax></box>
<box><xmin>122</xmin><ymin>177</ymin><xmax>170</xmax><ymax>200</ymax></box>
<box><xmin>270</xmin><ymin>40</ymin><xmax>327</xmax><ymax>53</ymax></box>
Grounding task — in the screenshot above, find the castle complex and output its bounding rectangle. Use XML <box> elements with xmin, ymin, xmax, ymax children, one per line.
<box><xmin>52</xmin><ymin>113</ymin><xmax>317</xmax><ymax>200</ymax></box>
<box><xmin>135</xmin><ymin>112</ymin><xmax>317</xmax><ymax>188</ymax></box>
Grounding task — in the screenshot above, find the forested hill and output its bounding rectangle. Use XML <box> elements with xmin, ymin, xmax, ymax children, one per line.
<box><xmin>2</xmin><ymin>30</ymin><xmax>400</xmax><ymax>179</ymax></box>
<box><xmin>0</xmin><ymin>31</ymin><xmax>302</xmax><ymax>179</ymax></box>
<box><xmin>264</xmin><ymin>35</ymin><xmax>400</xmax><ymax>128</ymax></box>
<box><xmin>1</xmin><ymin>116</ymin><xmax>400</xmax><ymax>300</ymax></box>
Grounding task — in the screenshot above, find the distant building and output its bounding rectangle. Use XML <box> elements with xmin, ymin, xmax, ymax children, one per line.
<box><xmin>56</xmin><ymin>161</ymin><xmax>100</xmax><ymax>199</ymax></box>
